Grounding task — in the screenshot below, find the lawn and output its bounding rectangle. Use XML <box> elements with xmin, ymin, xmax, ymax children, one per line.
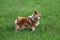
<box><xmin>0</xmin><ymin>0</ymin><xmax>60</xmax><ymax>40</ymax></box>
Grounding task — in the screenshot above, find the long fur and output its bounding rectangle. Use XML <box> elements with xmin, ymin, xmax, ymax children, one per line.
<box><xmin>14</xmin><ymin>11</ymin><xmax>41</xmax><ymax>31</ymax></box>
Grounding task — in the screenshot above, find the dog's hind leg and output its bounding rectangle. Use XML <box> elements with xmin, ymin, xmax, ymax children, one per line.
<box><xmin>15</xmin><ymin>25</ymin><xmax>20</xmax><ymax>31</ymax></box>
<box><xmin>14</xmin><ymin>19</ymin><xmax>22</xmax><ymax>31</ymax></box>
<box><xmin>15</xmin><ymin>24</ymin><xmax>23</xmax><ymax>31</ymax></box>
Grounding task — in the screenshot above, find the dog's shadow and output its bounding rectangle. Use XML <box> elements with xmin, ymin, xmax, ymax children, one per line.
<box><xmin>21</xmin><ymin>28</ymin><xmax>32</xmax><ymax>31</ymax></box>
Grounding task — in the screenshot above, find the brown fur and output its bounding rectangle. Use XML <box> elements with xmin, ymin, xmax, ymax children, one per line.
<box><xmin>14</xmin><ymin>11</ymin><xmax>41</xmax><ymax>31</ymax></box>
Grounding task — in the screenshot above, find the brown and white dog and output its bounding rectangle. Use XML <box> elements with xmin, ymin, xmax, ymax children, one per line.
<box><xmin>14</xmin><ymin>11</ymin><xmax>41</xmax><ymax>31</ymax></box>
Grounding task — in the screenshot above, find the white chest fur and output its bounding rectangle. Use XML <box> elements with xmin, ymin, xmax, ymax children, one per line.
<box><xmin>36</xmin><ymin>21</ymin><xmax>39</xmax><ymax>26</ymax></box>
<box><xmin>29</xmin><ymin>15</ymin><xmax>40</xmax><ymax>26</ymax></box>
<box><xmin>36</xmin><ymin>17</ymin><xmax>40</xmax><ymax>26</ymax></box>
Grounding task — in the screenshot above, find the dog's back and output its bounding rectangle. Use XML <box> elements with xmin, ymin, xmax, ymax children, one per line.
<box><xmin>16</xmin><ymin>17</ymin><xmax>33</xmax><ymax>27</ymax></box>
<box><xmin>14</xmin><ymin>11</ymin><xmax>41</xmax><ymax>31</ymax></box>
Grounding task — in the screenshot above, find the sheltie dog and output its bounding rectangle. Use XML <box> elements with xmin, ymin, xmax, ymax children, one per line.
<box><xmin>14</xmin><ymin>11</ymin><xmax>41</xmax><ymax>31</ymax></box>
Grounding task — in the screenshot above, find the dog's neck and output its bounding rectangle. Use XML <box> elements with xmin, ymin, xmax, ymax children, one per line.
<box><xmin>29</xmin><ymin>15</ymin><xmax>40</xmax><ymax>21</ymax></box>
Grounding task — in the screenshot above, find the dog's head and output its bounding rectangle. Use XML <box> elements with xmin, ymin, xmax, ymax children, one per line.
<box><xmin>33</xmin><ymin>11</ymin><xmax>41</xmax><ymax>19</ymax></box>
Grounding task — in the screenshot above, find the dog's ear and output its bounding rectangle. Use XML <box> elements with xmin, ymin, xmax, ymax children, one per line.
<box><xmin>33</xmin><ymin>11</ymin><xmax>38</xmax><ymax>15</ymax></box>
<box><xmin>34</xmin><ymin>11</ymin><xmax>38</xmax><ymax>14</ymax></box>
<box><xmin>33</xmin><ymin>11</ymin><xmax>42</xmax><ymax>17</ymax></box>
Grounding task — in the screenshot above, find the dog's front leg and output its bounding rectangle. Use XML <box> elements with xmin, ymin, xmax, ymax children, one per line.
<box><xmin>32</xmin><ymin>27</ymin><xmax>35</xmax><ymax>31</ymax></box>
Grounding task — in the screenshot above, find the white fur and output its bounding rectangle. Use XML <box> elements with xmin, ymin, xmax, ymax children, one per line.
<box><xmin>36</xmin><ymin>21</ymin><xmax>39</xmax><ymax>26</ymax></box>
<box><xmin>14</xmin><ymin>19</ymin><xmax>19</xmax><ymax>30</ymax></box>
<box><xmin>28</xmin><ymin>19</ymin><xmax>32</xmax><ymax>24</ymax></box>
<box><xmin>38</xmin><ymin>17</ymin><xmax>40</xmax><ymax>19</ymax></box>
<box><xmin>29</xmin><ymin>15</ymin><xmax>40</xmax><ymax>26</ymax></box>
<box><xmin>29</xmin><ymin>15</ymin><xmax>33</xmax><ymax>18</ymax></box>
<box><xmin>31</xmin><ymin>17</ymin><xmax>35</xmax><ymax>21</ymax></box>
<box><xmin>32</xmin><ymin>27</ymin><xmax>35</xmax><ymax>31</ymax></box>
<box><xmin>15</xmin><ymin>25</ymin><xmax>19</xmax><ymax>29</ymax></box>
<box><xmin>35</xmin><ymin>17</ymin><xmax>40</xmax><ymax>26</ymax></box>
<box><xmin>14</xmin><ymin>19</ymin><xmax>17</xmax><ymax>24</ymax></box>
<box><xmin>29</xmin><ymin>15</ymin><xmax>35</xmax><ymax>21</ymax></box>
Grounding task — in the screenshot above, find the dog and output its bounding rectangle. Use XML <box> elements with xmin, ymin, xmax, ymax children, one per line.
<box><xmin>14</xmin><ymin>11</ymin><xmax>41</xmax><ymax>31</ymax></box>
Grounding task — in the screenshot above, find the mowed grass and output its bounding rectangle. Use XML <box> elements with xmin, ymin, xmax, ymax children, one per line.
<box><xmin>0</xmin><ymin>0</ymin><xmax>60</xmax><ymax>40</ymax></box>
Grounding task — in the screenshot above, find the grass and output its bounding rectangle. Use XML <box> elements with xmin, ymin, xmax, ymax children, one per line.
<box><xmin>0</xmin><ymin>0</ymin><xmax>60</xmax><ymax>40</ymax></box>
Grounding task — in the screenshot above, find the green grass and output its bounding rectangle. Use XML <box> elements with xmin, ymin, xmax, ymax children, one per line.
<box><xmin>0</xmin><ymin>0</ymin><xmax>60</xmax><ymax>40</ymax></box>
